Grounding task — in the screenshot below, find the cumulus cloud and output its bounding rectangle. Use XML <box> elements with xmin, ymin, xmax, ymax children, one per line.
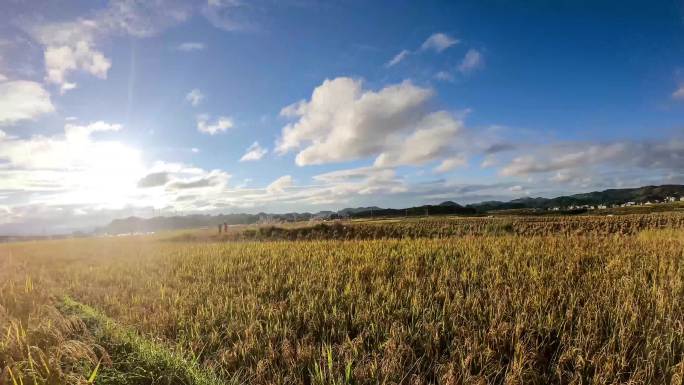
<box><xmin>167</xmin><ymin>170</ymin><xmax>229</xmax><ymax>189</ymax></box>
<box><xmin>44</xmin><ymin>41</ymin><xmax>111</xmax><ymax>92</ymax></box>
<box><xmin>176</xmin><ymin>42</ymin><xmax>206</xmax><ymax>52</ymax></box>
<box><xmin>27</xmin><ymin>0</ymin><xmax>190</xmax><ymax>92</ymax></box>
<box><xmin>267</xmin><ymin>175</ymin><xmax>293</xmax><ymax>194</ymax></box>
<box><xmin>0</xmin><ymin>121</ymin><xmax>127</xmax><ymax>172</ymax></box>
<box><xmin>312</xmin><ymin>166</ymin><xmax>407</xmax><ymax>196</ymax></box>
<box><xmin>386</xmin><ymin>49</ymin><xmax>411</xmax><ymax>67</ymax></box>
<box><xmin>137</xmin><ymin>172</ymin><xmax>169</xmax><ymax>188</ymax></box>
<box><xmin>186</xmin><ymin>88</ymin><xmax>205</xmax><ymax>106</ymax></box>
<box><xmin>64</xmin><ymin>120</ymin><xmax>122</xmax><ymax>140</ymax></box>
<box><xmin>277</xmin><ymin>77</ymin><xmax>464</xmax><ymax>167</ymax></box>
<box><xmin>0</xmin><ymin>80</ymin><xmax>55</xmax><ymax>125</ymax></box>
<box><xmin>240</xmin><ymin>141</ymin><xmax>268</xmax><ymax>162</ymax></box>
<box><xmin>138</xmin><ymin>161</ymin><xmax>230</xmax><ymax>194</ymax></box>
<box><xmin>196</xmin><ymin>114</ymin><xmax>233</xmax><ymax>135</ymax></box>
<box><xmin>421</xmin><ymin>33</ymin><xmax>459</xmax><ymax>52</ymax></box>
<box><xmin>499</xmin><ymin>140</ymin><xmax>684</xmax><ymax>177</ymax></box>
<box><xmin>374</xmin><ymin>111</ymin><xmax>463</xmax><ymax>167</ymax></box>
<box><xmin>458</xmin><ymin>49</ymin><xmax>484</xmax><ymax>73</ymax></box>
<box><xmin>0</xmin><ymin>121</ymin><xmax>146</xmax><ymax>213</ymax></box>
<box><xmin>29</xmin><ymin>19</ymin><xmax>108</xmax><ymax>92</ymax></box>
<box><xmin>434</xmin><ymin>155</ymin><xmax>467</xmax><ymax>173</ymax></box>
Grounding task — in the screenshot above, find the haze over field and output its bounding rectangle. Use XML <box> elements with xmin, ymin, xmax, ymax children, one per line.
<box><xmin>1</xmin><ymin>0</ymin><xmax>684</xmax><ymax>234</ymax></box>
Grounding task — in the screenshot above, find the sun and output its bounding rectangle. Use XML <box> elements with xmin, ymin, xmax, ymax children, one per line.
<box><xmin>57</xmin><ymin>139</ymin><xmax>147</xmax><ymax>209</ymax></box>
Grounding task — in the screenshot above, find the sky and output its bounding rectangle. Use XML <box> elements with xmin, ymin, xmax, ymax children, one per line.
<box><xmin>1</xmin><ymin>0</ymin><xmax>684</xmax><ymax>234</ymax></box>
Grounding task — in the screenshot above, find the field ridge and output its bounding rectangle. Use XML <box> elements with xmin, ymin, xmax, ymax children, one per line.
<box><xmin>60</xmin><ymin>296</ymin><xmax>236</xmax><ymax>385</ymax></box>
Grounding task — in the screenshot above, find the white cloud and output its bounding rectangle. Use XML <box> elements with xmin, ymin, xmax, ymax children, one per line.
<box><xmin>43</xmin><ymin>41</ymin><xmax>111</xmax><ymax>92</ymax></box>
<box><xmin>434</xmin><ymin>71</ymin><xmax>454</xmax><ymax>82</ymax></box>
<box><xmin>142</xmin><ymin>161</ymin><xmax>230</xmax><ymax>192</ymax></box>
<box><xmin>0</xmin><ymin>80</ymin><xmax>55</xmax><ymax>125</ymax></box>
<box><xmin>240</xmin><ymin>141</ymin><xmax>268</xmax><ymax>162</ymax></box>
<box><xmin>0</xmin><ymin>121</ymin><xmax>145</xmax><ymax>209</ymax></box>
<box><xmin>386</xmin><ymin>33</ymin><xmax>458</xmax><ymax>68</ymax></box>
<box><xmin>176</xmin><ymin>42</ymin><xmax>206</xmax><ymax>52</ymax></box>
<box><xmin>499</xmin><ymin>140</ymin><xmax>684</xmax><ymax>177</ymax></box>
<box><xmin>434</xmin><ymin>155</ymin><xmax>467</xmax><ymax>173</ymax></box>
<box><xmin>0</xmin><ymin>73</ymin><xmax>7</xmax><ymax>81</ymax></box>
<box><xmin>312</xmin><ymin>166</ymin><xmax>407</xmax><ymax>197</ymax></box>
<box><xmin>386</xmin><ymin>49</ymin><xmax>410</xmax><ymax>67</ymax></box>
<box><xmin>421</xmin><ymin>33</ymin><xmax>458</xmax><ymax>52</ymax></box>
<box><xmin>277</xmin><ymin>77</ymin><xmax>463</xmax><ymax>167</ymax></box>
<box><xmin>64</xmin><ymin>121</ymin><xmax>122</xmax><ymax>141</ymax></box>
<box><xmin>186</xmin><ymin>88</ymin><xmax>205</xmax><ymax>106</ymax></box>
<box><xmin>137</xmin><ymin>172</ymin><xmax>169</xmax><ymax>188</ymax></box>
<box><xmin>167</xmin><ymin>169</ymin><xmax>230</xmax><ymax>190</ymax></box>
<box><xmin>267</xmin><ymin>175</ymin><xmax>293</xmax><ymax>194</ymax></box>
<box><xmin>97</xmin><ymin>0</ymin><xmax>192</xmax><ymax>37</ymax></box>
<box><xmin>27</xmin><ymin>0</ymin><xmax>191</xmax><ymax>92</ymax></box>
<box><xmin>373</xmin><ymin>111</ymin><xmax>463</xmax><ymax>167</ymax></box>
<box><xmin>459</xmin><ymin>49</ymin><xmax>484</xmax><ymax>74</ymax></box>
<box><xmin>673</xmin><ymin>85</ymin><xmax>684</xmax><ymax>100</ymax></box>
<box><xmin>196</xmin><ymin>114</ymin><xmax>233</xmax><ymax>135</ymax></box>
<box><xmin>29</xmin><ymin>20</ymin><xmax>110</xmax><ymax>92</ymax></box>
<box><xmin>201</xmin><ymin>0</ymin><xmax>256</xmax><ymax>31</ymax></box>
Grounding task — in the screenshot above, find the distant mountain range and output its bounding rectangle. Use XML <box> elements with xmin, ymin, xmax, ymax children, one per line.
<box><xmin>469</xmin><ymin>184</ymin><xmax>684</xmax><ymax>211</ymax></box>
<box><xmin>98</xmin><ymin>184</ymin><xmax>684</xmax><ymax>234</ymax></box>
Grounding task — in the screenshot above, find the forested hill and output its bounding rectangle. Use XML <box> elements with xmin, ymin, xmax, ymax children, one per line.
<box><xmin>469</xmin><ymin>184</ymin><xmax>684</xmax><ymax>211</ymax></box>
<box><xmin>98</xmin><ymin>185</ymin><xmax>684</xmax><ymax>234</ymax></box>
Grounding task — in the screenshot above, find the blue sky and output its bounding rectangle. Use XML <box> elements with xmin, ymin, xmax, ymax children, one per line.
<box><xmin>1</xmin><ymin>0</ymin><xmax>683</xmax><ymax>233</ymax></box>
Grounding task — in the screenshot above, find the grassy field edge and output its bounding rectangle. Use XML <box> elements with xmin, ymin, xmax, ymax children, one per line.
<box><xmin>59</xmin><ymin>296</ymin><xmax>234</xmax><ymax>385</ymax></box>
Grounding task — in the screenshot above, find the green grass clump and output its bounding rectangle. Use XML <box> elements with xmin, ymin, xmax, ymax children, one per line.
<box><xmin>59</xmin><ymin>296</ymin><xmax>230</xmax><ymax>385</ymax></box>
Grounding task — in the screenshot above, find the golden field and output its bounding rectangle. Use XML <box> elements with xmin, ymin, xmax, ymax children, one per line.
<box><xmin>1</xmin><ymin>214</ymin><xmax>684</xmax><ymax>385</ymax></box>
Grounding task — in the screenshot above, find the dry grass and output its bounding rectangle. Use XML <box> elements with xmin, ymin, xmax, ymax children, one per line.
<box><xmin>1</xmin><ymin>214</ymin><xmax>684</xmax><ymax>384</ymax></box>
<box><xmin>168</xmin><ymin>212</ymin><xmax>684</xmax><ymax>242</ymax></box>
<box><xmin>0</xmin><ymin>276</ymin><xmax>107</xmax><ymax>385</ymax></box>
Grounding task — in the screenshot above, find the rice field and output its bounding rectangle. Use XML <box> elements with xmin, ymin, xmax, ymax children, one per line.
<box><xmin>1</xmin><ymin>214</ymin><xmax>684</xmax><ymax>384</ymax></box>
